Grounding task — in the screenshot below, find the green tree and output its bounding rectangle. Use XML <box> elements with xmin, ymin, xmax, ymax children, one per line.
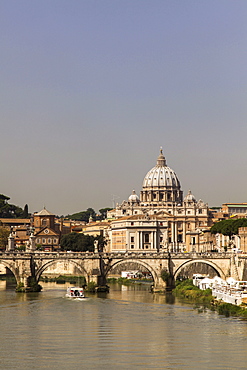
<box><xmin>60</xmin><ymin>232</ymin><xmax>94</xmax><ymax>252</ymax></box>
<box><xmin>66</xmin><ymin>208</ymin><xmax>96</xmax><ymax>222</ymax></box>
<box><xmin>99</xmin><ymin>208</ymin><xmax>112</xmax><ymax>220</ymax></box>
<box><xmin>210</xmin><ymin>218</ymin><xmax>247</xmax><ymax>237</ymax></box>
<box><xmin>0</xmin><ymin>227</ymin><xmax>10</xmax><ymax>249</ymax></box>
<box><xmin>23</xmin><ymin>204</ymin><xmax>29</xmax><ymax>218</ymax></box>
<box><xmin>0</xmin><ymin>194</ymin><xmax>26</xmax><ymax>218</ymax></box>
<box><xmin>95</xmin><ymin>233</ymin><xmax>107</xmax><ymax>252</ymax></box>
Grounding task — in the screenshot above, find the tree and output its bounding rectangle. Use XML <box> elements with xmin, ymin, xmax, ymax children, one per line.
<box><xmin>60</xmin><ymin>232</ymin><xmax>94</xmax><ymax>252</ymax></box>
<box><xmin>0</xmin><ymin>227</ymin><xmax>10</xmax><ymax>249</ymax></box>
<box><xmin>99</xmin><ymin>208</ymin><xmax>112</xmax><ymax>220</ymax></box>
<box><xmin>0</xmin><ymin>194</ymin><xmax>26</xmax><ymax>218</ymax></box>
<box><xmin>66</xmin><ymin>208</ymin><xmax>96</xmax><ymax>222</ymax></box>
<box><xmin>210</xmin><ymin>218</ymin><xmax>247</xmax><ymax>237</ymax></box>
<box><xmin>95</xmin><ymin>233</ymin><xmax>107</xmax><ymax>252</ymax></box>
<box><xmin>23</xmin><ymin>204</ymin><xmax>29</xmax><ymax>218</ymax></box>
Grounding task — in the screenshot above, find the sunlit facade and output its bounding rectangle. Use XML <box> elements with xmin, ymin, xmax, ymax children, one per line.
<box><xmin>107</xmin><ymin>149</ymin><xmax>212</xmax><ymax>253</ymax></box>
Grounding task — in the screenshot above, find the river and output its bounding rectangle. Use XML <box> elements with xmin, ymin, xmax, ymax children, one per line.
<box><xmin>0</xmin><ymin>281</ymin><xmax>246</xmax><ymax>370</ymax></box>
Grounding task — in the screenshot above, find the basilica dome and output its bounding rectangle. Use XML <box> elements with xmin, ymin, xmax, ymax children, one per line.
<box><xmin>140</xmin><ymin>148</ymin><xmax>183</xmax><ymax>205</ymax></box>
<box><xmin>142</xmin><ymin>149</ymin><xmax>181</xmax><ymax>189</ymax></box>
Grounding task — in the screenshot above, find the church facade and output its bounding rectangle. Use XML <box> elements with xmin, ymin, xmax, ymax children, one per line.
<box><xmin>107</xmin><ymin>149</ymin><xmax>212</xmax><ymax>253</ymax></box>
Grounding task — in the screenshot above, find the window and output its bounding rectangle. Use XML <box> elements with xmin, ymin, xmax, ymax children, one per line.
<box><xmin>42</xmin><ymin>238</ymin><xmax>46</xmax><ymax>244</ymax></box>
<box><xmin>144</xmin><ymin>233</ymin><xmax>149</xmax><ymax>243</ymax></box>
<box><xmin>131</xmin><ymin>245</ymin><xmax>134</xmax><ymax>249</ymax></box>
<box><xmin>131</xmin><ymin>236</ymin><xmax>134</xmax><ymax>243</ymax></box>
<box><xmin>131</xmin><ymin>222</ymin><xmax>134</xmax><ymax>226</ymax></box>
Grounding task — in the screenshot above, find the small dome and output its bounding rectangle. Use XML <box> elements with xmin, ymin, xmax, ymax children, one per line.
<box><xmin>128</xmin><ymin>190</ymin><xmax>140</xmax><ymax>203</ymax></box>
<box><xmin>184</xmin><ymin>190</ymin><xmax>196</xmax><ymax>203</ymax></box>
<box><xmin>142</xmin><ymin>148</ymin><xmax>180</xmax><ymax>189</ymax></box>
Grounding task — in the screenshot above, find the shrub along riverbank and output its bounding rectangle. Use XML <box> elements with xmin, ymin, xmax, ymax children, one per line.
<box><xmin>107</xmin><ymin>277</ymin><xmax>152</xmax><ymax>285</ymax></box>
<box><xmin>174</xmin><ymin>279</ymin><xmax>247</xmax><ymax>319</ymax></box>
<box><xmin>40</xmin><ymin>275</ymin><xmax>86</xmax><ymax>286</ymax></box>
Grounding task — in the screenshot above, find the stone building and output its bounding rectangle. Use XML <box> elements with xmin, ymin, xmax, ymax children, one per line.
<box><xmin>107</xmin><ymin>149</ymin><xmax>212</xmax><ymax>253</ymax></box>
<box><xmin>33</xmin><ymin>208</ymin><xmax>60</xmax><ymax>250</ymax></box>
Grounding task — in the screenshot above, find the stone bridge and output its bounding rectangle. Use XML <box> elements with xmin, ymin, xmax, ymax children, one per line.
<box><xmin>0</xmin><ymin>250</ymin><xmax>246</xmax><ymax>291</ymax></box>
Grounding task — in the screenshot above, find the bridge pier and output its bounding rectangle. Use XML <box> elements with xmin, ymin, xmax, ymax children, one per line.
<box><xmin>16</xmin><ymin>275</ymin><xmax>42</xmax><ymax>292</ymax></box>
<box><xmin>152</xmin><ymin>277</ymin><xmax>167</xmax><ymax>292</ymax></box>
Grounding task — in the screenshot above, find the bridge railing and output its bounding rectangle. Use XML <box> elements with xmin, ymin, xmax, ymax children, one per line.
<box><xmin>0</xmin><ymin>250</ymin><xmax>247</xmax><ymax>259</ymax></box>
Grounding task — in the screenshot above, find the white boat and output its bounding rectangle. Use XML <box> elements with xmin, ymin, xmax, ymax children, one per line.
<box><xmin>66</xmin><ymin>287</ymin><xmax>85</xmax><ymax>299</ymax></box>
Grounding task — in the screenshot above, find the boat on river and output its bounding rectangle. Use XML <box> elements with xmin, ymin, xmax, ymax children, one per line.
<box><xmin>66</xmin><ymin>287</ymin><xmax>85</xmax><ymax>299</ymax></box>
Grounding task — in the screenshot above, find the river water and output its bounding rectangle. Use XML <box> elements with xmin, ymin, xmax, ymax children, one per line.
<box><xmin>0</xmin><ymin>281</ymin><xmax>246</xmax><ymax>370</ymax></box>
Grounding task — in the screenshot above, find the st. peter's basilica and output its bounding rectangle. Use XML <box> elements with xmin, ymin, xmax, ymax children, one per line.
<box><xmin>106</xmin><ymin>148</ymin><xmax>212</xmax><ymax>253</ymax></box>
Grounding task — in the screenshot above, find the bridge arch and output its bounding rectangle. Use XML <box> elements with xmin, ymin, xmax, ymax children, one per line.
<box><xmin>173</xmin><ymin>259</ymin><xmax>226</xmax><ymax>280</ymax></box>
<box><xmin>106</xmin><ymin>258</ymin><xmax>159</xmax><ymax>286</ymax></box>
<box><xmin>0</xmin><ymin>260</ymin><xmax>19</xmax><ymax>284</ymax></box>
<box><xmin>35</xmin><ymin>258</ymin><xmax>90</xmax><ymax>283</ymax></box>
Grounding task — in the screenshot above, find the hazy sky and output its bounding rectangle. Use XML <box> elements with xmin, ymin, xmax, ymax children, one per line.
<box><xmin>1</xmin><ymin>1</ymin><xmax>247</xmax><ymax>215</ymax></box>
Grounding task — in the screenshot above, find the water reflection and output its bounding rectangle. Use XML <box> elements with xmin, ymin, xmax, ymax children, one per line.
<box><xmin>0</xmin><ymin>282</ymin><xmax>246</xmax><ymax>369</ymax></box>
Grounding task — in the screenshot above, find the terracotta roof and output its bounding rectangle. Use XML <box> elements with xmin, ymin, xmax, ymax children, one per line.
<box><xmin>34</xmin><ymin>207</ymin><xmax>54</xmax><ymax>216</ymax></box>
<box><xmin>0</xmin><ymin>218</ymin><xmax>30</xmax><ymax>224</ymax></box>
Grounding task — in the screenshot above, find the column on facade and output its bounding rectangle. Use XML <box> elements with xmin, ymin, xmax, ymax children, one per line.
<box><xmin>174</xmin><ymin>222</ymin><xmax>177</xmax><ymax>244</ymax></box>
<box><xmin>171</xmin><ymin>221</ymin><xmax>174</xmax><ymax>243</ymax></box>
<box><xmin>216</xmin><ymin>233</ymin><xmax>221</xmax><ymax>249</ymax></box>
<box><xmin>137</xmin><ymin>231</ymin><xmax>140</xmax><ymax>249</ymax></box>
<box><xmin>237</xmin><ymin>236</ymin><xmax>240</xmax><ymax>249</ymax></box>
<box><xmin>183</xmin><ymin>222</ymin><xmax>186</xmax><ymax>244</ymax></box>
<box><xmin>126</xmin><ymin>230</ymin><xmax>129</xmax><ymax>251</ymax></box>
<box><xmin>140</xmin><ymin>232</ymin><xmax>143</xmax><ymax>250</ymax></box>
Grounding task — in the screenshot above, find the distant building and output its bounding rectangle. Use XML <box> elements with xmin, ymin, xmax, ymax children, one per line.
<box><xmin>33</xmin><ymin>208</ymin><xmax>60</xmax><ymax>250</ymax></box>
<box><xmin>221</xmin><ymin>203</ymin><xmax>247</xmax><ymax>217</ymax></box>
<box><xmin>239</xmin><ymin>227</ymin><xmax>247</xmax><ymax>253</ymax></box>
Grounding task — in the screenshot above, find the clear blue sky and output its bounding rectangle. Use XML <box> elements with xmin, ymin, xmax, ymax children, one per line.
<box><xmin>1</xmin><ymin>1</ymin><xmax>247</xmax><ymax>215</ymax></box>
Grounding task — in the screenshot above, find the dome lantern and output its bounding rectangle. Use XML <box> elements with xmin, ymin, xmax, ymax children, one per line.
<box><xmin>156</xmin><ymin>147</ymin><xmax>166</xmax><ymax>167</ymax></box>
